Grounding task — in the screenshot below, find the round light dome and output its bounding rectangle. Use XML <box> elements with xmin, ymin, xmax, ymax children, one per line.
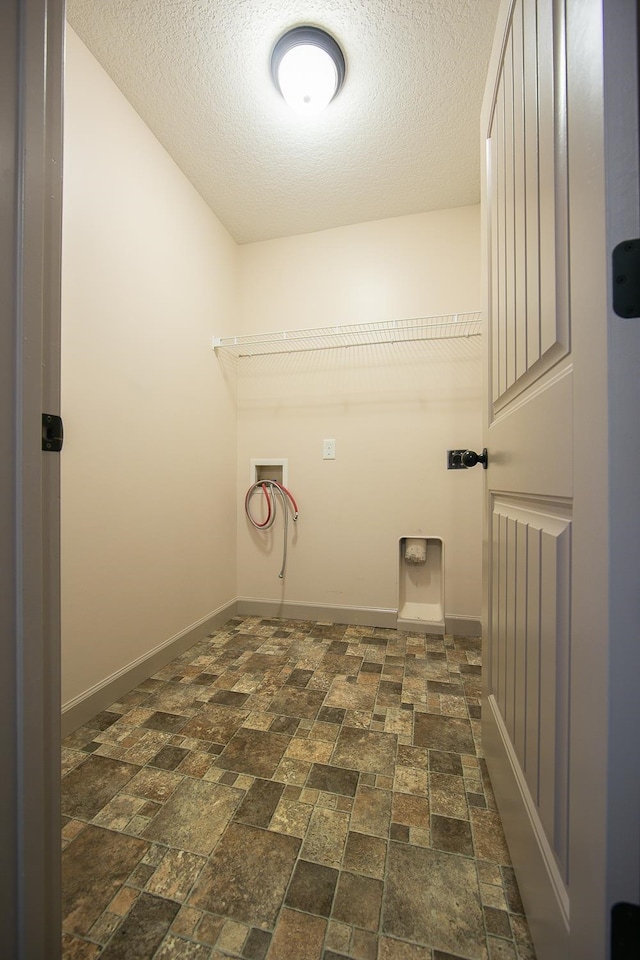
<box><xmin>271</xmin><ymin>27</ymin><xmax>346</xmax><ymax>114</ymax></box>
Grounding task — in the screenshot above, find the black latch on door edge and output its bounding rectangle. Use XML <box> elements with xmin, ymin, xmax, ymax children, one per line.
<box><xmin>612</xmin><ymin>239</ymin><xmax>640</xmax><ymax>318</ymax></box>
<box><xmin>42</xmin><ymin>413</ymin><xmax>63</xmax><ymax>452</ymax></box>
<box><xmin>611</xmin><ymin>902</ymin><xmax>640</xmax><ymax>959</ymax></box>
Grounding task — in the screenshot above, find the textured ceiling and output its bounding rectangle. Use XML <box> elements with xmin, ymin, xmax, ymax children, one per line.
<box><xmin>66</xmin><ymin>0</ymin><xmax>500</xmax><ymax>244</ymax></box>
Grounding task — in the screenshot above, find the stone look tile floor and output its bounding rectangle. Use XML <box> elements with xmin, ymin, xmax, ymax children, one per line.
<box><xmin>61</xmin><ymin>617</ymin><xmax>536</xmax><ymax>960</ymax></box>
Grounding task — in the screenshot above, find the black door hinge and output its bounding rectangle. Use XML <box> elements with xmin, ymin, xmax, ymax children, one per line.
<box><xmin>612</xmin><ymin>239</ymin><xmax>640</xmax><ymax>318</ymax></box>
<box><xmin>612</xmin><ymin>902</ymin><xmax>640</xmax><ymax>959</ymax></box>
<box><xmin>42</xmin><ymin>413</ymin><xmax>63</xmax><ymax>452</ymax></box>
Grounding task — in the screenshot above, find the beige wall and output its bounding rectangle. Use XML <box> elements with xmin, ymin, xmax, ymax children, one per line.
<box><xmin>62</xmin><ymin>36</ymin><xmax>483</xmax><ymax>713</ymax></box>
<box><xmin>61</xmin><ymin>29</ymin><xmax>239</xmax><ymax>708</ymax></box>
<box><xmin>236</xmin><ymin>207</ymin><xmax>483</xmax><ymax>619</ymax></box>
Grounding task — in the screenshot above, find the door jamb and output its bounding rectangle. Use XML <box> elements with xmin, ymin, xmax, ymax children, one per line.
<box><xmin>1</xmin><ymin>0</ymin><xmax>64</xmax><ymax>956</ymax></box>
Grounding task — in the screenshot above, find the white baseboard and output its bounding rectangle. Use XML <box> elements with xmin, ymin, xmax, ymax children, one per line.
<box><xmin>483</xmin><ymin>694</ymin><xmax>569</xmax><ymax>960</ymax></box>
<box><xmin>61</xmin><ymin>599</ymin><xmax>239</xmax><ymax>737</ymax></box>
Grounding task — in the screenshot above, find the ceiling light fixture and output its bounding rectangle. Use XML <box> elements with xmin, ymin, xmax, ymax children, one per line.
<box><xmin>271</xmin><ymin>26</ymin><xmax>346</xmax><ymax>114</ymax></box>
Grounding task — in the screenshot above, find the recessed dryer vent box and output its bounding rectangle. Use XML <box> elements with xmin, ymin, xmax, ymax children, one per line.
<box><xmin>250</xmin><ymin>459</ymin><xmax>288</xmax><ymax>486</ymax></box>
<box><xmin>397</xmin><ymin>536</ymin><xmax>445</xmax><ymax>634</ymax></box>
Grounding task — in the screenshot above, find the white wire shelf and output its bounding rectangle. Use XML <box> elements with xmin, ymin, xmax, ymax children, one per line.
<box><xmin>212</xmin><ymin>311</ymin><xmax>482</xmax><ymax>357</ymax></box>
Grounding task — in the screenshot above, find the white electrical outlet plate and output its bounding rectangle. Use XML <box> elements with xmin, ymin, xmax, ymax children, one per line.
<box><xmin>323</xmin><ymin>439</ymin><xmax>336</xmax><ymax>460</ymax></box>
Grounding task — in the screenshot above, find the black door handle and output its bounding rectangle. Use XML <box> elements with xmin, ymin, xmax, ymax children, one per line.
<box><xmin>447</xmin><ymin>448</ymin><xmax>488</xmax><ymax>470</ymax></box>
<box><xmin>462</xmin><ymin>449</ymin><xmax>488</xmax><ymax>469</ymax></box>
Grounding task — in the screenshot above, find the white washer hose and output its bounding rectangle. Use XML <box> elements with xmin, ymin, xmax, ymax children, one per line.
<box><xmin>244</xmin><ymin>480</ymin><xmax>299</xmax><ymax>579</ymax></box>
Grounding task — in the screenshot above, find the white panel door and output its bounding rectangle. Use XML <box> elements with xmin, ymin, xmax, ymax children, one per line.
<box><xmin>482</xmin><ymin>1</ymin><xmax>640</xmax><ymax>958</ymax></box>
<box><xmin>483</xmin><ymin>1</ymin><xmax>572</xmax><ymax>954</ymax></box>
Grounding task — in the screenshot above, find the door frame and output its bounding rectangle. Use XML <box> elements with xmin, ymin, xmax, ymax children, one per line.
<box><xmin>3</xmin><ymin>1</ymin><xmax>637</xmax><ymax>958</ymax></box>
<box><xmin>0</xmin><ymin>0</ymin><xmax>64</xmax><ymax>956</ymax></box>
<box><xmin>557</xmin><ymin>1</ymin><xmax>640</xmax><ymax>952</ymax></box>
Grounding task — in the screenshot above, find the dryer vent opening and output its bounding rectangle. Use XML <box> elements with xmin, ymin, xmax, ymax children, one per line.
<box><xmin>398</xmin><ymin>536</ymin><xmax>444</xmax><ymax>634</ymax></box>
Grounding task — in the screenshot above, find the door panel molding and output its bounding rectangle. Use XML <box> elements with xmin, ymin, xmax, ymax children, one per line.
<box><xmin>483</xmin><ymin>694</ymin><xmax>569</xmax><ymax>958</ymax></box>
<box><xmin>491</xmin><ymin>342</ymin><xmax>569</xmax><ymax>415</ymax></box>
<box><xmin>486</xmin><ymin>0</ymin><xmax>569</xmax><ymax>414</ymax></box>
<box><xmin>485</xmin><ymin>367</ymin><xmax>572</xmax><ymax>498</ymax></box>
<box><xmin>490</xmin><ymin>496</ymin><xmax>571</xmax><ymax>878</ymax></box>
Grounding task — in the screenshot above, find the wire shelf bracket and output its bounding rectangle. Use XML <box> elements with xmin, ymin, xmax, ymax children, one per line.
<box><xmin>212</xmin><ymin>311</ymin><xmax>481</xmax><ymax>357</ymax></box>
